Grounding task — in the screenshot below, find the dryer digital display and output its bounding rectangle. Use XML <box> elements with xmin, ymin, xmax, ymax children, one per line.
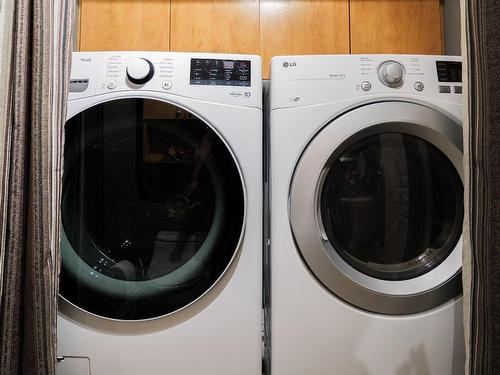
<box><xmin>436</xmin><ymin>61</ymin><xmax>462</xmax><ymax>82</ymax></box>
<box><xmin>190</xmin><ymin>58</ymin><xmax>251</xmax><ymax>87</ymax></box>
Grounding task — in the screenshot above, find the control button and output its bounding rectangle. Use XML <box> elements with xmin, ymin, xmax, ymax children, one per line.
<box><xmin>361</xmin><ymin>81</ymin><xmax>372</xmax><ymax>91</ymax></box>
<box><xmin>454</xmin><ymin>86</ymin><xmax>463</xmax><ymax>94</ymax></box>
<box><xmin>414</xmin><ymin>82</ymin><xmax>424</xmax><ymax>91</ymax></box>
<box><xmin>439</xmin><ymin>85</ymin><xmax>451</xmax><ymax>93</ymax></box>
<box><xmin>162</xmin><ymin>80</ymin><xmax>172</xmax><ymax>90</ymax></box>
<box><xmin>126</xmin><ymin>58</ymin><xmax>154</xmax><ymax>84</ymax></box>
<box><xmin>377</xmin><ymin>61</ymin><xmax>405</xmax><ymax>88</ymax></box>
<box><xmin>107</xmin><ymin>80</ymin><xmax>117</xmax><ymax>89</ymax></box>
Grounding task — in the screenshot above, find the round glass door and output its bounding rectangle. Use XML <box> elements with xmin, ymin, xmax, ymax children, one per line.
<box><xmin>289</xmin><ymin>102</ymin><xmax>464</xmax><ymax>314</ymax></box>
<box><xmin>320</xmin><ymin>132</ymin><xmax>463</xmax><ymax>281</ymax></box>
<box><xmin>60</xmin><ymin>98</ymin><xmax>245</xmax><ymax>320</ymax></box>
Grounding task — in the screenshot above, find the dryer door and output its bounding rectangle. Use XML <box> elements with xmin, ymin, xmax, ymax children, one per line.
<box><xmin>60</xmin><ymin>98</ymin><xmax>245</xmax><ymax>320</ymax></box>
<box><xmin>290</xmin><ymin>101</ymin><xmax>463</xmax><ymax>314</ymax></box>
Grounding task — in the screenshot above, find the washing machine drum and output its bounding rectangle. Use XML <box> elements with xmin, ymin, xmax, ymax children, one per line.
<box><xmin>60</xmin><ymin>98</ymin><xmax>245</xmax><ymax>320</ymax></box>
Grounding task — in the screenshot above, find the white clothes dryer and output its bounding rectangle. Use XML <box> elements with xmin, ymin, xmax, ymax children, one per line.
<box><xmin>57</xmin><ymin>52</ymin><xmax>262</xmax><ymax>375</ymax></box>
<box><xmin>269</xmin><ymin>55</ymin><xmax>465</xmax><ymax>375</ymax></box>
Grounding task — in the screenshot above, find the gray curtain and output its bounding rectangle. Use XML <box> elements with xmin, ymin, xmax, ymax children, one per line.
<box><xmin>0</xmin><ymin>0</ymin><xmax>73</xmax><ymax>374</ymax></box>
<box><xmin>462</xmin><ymin>0</ymin><xmax>500</xmax><ymax>374</ymax></box>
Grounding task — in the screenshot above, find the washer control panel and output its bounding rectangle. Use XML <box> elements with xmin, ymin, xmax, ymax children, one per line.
<box><xmin>68</xmin><ymin>52</ymin><xmax>262</xmax><ymax>108</ymax></box>
<box><xmin>106</xmin><ymin>54</ymin><xmax>174</xmax><ymax>86</ymax></box>
<box><xmin>270</xmin><ymin>54</ymin><xmax>463</xmax><ymax>109</ymax></box>
<box><xmin>190</xmin><ymin>58</ymin><xmax>251</xmax><ymax>87</ymax></box>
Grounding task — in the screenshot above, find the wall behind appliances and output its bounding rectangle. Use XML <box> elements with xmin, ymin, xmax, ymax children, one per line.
<box><xmin>77</xmin><ymin>0</ymin><xmax>456</xmax><ymax>78</ymax></box>
<box><xmin>442</xmin><ymin>0</ymin><xmax>461</xmax><ymax>55</ymax></box>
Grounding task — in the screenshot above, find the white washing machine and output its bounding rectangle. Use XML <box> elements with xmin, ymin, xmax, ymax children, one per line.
<box><xmin>57</xmin><ymin>52</ymin><xmax>262</xmax><ymax>375</ymax></box>
<box><xmin>269</xmin><ymin>55</ymin><xmax>465</xmax><ymax>374</ymax></box>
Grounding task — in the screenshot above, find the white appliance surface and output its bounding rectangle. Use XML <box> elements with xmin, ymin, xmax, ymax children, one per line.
<box><xmin>57</xmin><ymin>52</ymin><xmax>262</xmax><ymax>375</ymax></box>
<box><xmin>269</xmin><ymin>54</ymin><xmax>465</xmax><ymax>375</ymax></box>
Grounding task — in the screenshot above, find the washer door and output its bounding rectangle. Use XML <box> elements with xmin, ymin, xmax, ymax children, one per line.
<box><xmin>60</xmin><ymin>98</ymin><xmax>245</xmax><ymax>320</ymax></box>
<box><xmin>290</xmin><ymin>102</ymin><xmax>463</xmax><ymax>314</ymax></box>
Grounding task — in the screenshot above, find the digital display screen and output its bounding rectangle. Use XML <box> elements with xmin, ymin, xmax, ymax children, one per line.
<box><xmin>190</xmin><ymin>59</ymin><xmax>251</xmax><ymax>87</ymax></box>
<box><xmin>436</xmin><ymin>61</ymin><xmax>462</xmax><ymax>82</ymax></box>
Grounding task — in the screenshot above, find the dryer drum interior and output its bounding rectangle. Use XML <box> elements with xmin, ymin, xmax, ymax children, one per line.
<box><xmin>320</xmin><ymin>132</ymin><xmax>464</xmax><ymax>281</ymax></box>
<box><xmin>60</xmin><ymin>98</ymin><xmax>245</xmax><ymax>320</ymax></box>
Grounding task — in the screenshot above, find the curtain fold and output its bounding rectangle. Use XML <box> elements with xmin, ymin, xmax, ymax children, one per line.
<box><xmin>461</xmin><ymin>0</ymin><xmax>472</xmax><ymax>373</ymax></box>
<box><xmin>0</xmin><ymin>0</ymin><xmax>16</xmax><ymax>306</ymax></box>
<box><xmin>462</xmin><ymin>0</ymin><xmax>500</xmax><ymax>374</ymax></box>
<box><xmin>0</xmin><ymin>0</ymin><xmax>73</xmax><ymax>374</ymax></box>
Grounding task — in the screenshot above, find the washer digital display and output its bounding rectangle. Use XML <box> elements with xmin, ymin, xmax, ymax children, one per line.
<box><xmin>190</xmin><ymin>58</ymin><xmax>251</xmax><ymax>87</ymax></box>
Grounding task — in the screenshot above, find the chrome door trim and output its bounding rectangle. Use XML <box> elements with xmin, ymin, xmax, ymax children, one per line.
<box><xmin>289</xmin><ymin>101</ymin><xmax>463</xmax><ymax>315</ymax></box>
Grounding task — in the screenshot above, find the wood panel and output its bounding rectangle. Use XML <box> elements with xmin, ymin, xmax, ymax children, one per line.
<box><xmin>260</xmin><ymin>0</ymin><xmax>350</xmax><ymax>78</ymax></box>
<box><xmin>170</xmin><ymin>0</ymin><xmax>259</xmax><ymax>55</ymax></box>
<box><xmin>350</xmin><ymin>0</ymin><xmax>443</xmax><ymax>55</ymax></box>
<box><xmin>80</xmin><ymin>0</ymin><xmax>170</xmax><ymax>51</ymax></box>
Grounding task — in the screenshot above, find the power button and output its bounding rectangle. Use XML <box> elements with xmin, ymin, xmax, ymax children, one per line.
<box><xmin>361</xmin><ymin>81</ymin><xmax>372</xmax><ymax>91</ymax></box>
<box><xmin>414</xmin><ymin>82</ymin><xmax>424</xmax><ymax>92</ymax></box>
<box><xmin>162</xmin><ymin>81</ymin><xmax>172</xmax><ymax>90</ymax></box>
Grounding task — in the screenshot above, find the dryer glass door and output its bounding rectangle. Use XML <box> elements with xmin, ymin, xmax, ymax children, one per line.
<box><xmin>320</xmin><ymin>132</ymin><xmax>463</xmax><ymax>281</ymax></box>
<box><xmin>60</xmin><ymin>98</ymin><xmax>245</xmax><ymax>320</ymax></box>
<box><xmin>289</xmin><ymin>102</ymin><xmax>464</xmax><ymax>314</ymax></box>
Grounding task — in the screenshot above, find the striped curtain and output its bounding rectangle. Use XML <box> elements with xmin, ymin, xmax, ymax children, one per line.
<box><xmin>462</xmin><ymin>0</ymin><xmax>500</xmax><ymax>374</ymax></box>
<box><xmin>0</xmin><ymin>0</ymin><xmax>16</xmax><ymax>295</ymax></box>
<box><xmin>0</xmin><ymin>0</ymin><xmax>74</xmax><ymax>374</ymax></box>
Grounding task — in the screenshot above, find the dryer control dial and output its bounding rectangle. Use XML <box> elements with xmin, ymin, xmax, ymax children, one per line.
<box><xmin>127</xmin><ymin>58</ymin><xmax>154</xmax><ymax>85</ymax></box>
<box><xmin>378</xmin><ymin>61</ymin><xmax>405</xmax><ymax>88</ymax></box>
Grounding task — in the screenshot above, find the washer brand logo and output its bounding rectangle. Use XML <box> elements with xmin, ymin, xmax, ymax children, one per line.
<box><xmin>283</xmin><ymin>61</ymin><xmax>297</xmax><ymax>68</ymax></box>
<box><xmin>80</xmin><ymin>58</ymin><xmax>92</xmax><ymax>63</ymax></box>
<box><xmin>329</xmin><ymin>73</ymin><xmax>347</xmax><ymax>79</ymax></box>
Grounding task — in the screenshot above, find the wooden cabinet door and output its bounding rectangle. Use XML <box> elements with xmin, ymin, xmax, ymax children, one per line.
<box><xmin>260</xmin><ymin>0</ymin><xmax>350</xmax><ymax>78</ymax></box>
<box><xmin>79</xmin><ymin>0</ymin><xmax>170</xmax><ymax>51</ymax></box>
<box><xmin>170</xmin><ymin>0</ymin><xmax>259</xmax><ymax>55</ymax></box>
<box><xmin>78</xmin><ymin>0</ymin><xmax>445</xmax><ymax>77</ymax></box>
<box><xmin>350</xmin><ymin>0</ymin><xmax>443</xmax><ymax>54</ymax></box>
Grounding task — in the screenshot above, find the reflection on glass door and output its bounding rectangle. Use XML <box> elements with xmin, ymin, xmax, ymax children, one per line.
<box><xmin>60</xmin><ymin>99</ymin><xmax>244</xmax><ymax>320</ymax></box>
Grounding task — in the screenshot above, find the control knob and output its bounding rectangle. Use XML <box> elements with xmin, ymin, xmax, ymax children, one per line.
<box><xmin>126</xmin><ymin>58</ymin><xmax>154</xmax><ymax>85</ymax></box>
<box><xmin>378</xmin><ymin>61</ymin><xmax>405</xmax><ymax>88</ymax></box>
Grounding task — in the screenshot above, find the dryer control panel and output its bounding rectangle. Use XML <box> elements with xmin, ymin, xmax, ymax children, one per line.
<box><xmin>270</xmin><ymin>54</ymin><xmax>462</xmax><ymax>110</ymax></box>
<box><xmin>68</xmin><ymin>52</ymin><xmax>262</xmax><ymax>109</ymax></box>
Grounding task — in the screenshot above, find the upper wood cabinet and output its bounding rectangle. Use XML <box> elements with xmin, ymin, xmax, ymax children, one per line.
<box><xmin>80</xmin><ymin>0</ymin><xmax>170</xmax><ymax>51</ymax></box>
<box><xmin>260</xmin><ymin>0</ymin><xmax>350</xmax><ymax>78</ymax></box>
<box><xmin>77</xmin><ymin>0</ymin><xmax>446</xmax><ymax>78</ymax></box>
<box><xmin>350</xmin><ymin>0</ymin><xmax>443</xmax><ymax>55</ymax></box>
<box><xmin>170</xmin><ymin>0</ymin><xmax>259</xmax><ymax>54</ymax></box>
